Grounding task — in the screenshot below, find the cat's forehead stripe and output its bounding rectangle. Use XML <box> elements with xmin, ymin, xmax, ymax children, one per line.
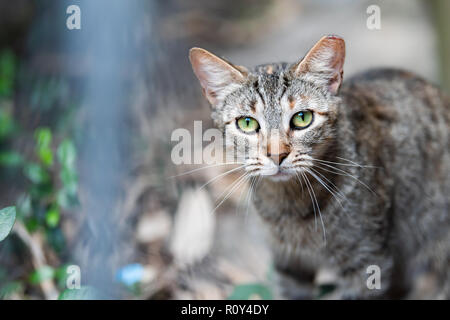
<box><xmin>254</xmin><ymin>72</ymin><xmax>286</xmax><ymax>128</ymax></box>
<box><xmin>249</xmin><ymin>100</ymin><xmax>256</xmax><ymax>113</ymax></box>
<box><xmin>288</xmin><ymin>96</ymin><xmax>296</xmax><ymax>109</ymax></box>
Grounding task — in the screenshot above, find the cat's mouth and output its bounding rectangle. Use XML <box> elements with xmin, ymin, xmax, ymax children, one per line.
<box><xmin>270</xmin><ymin>171</ymin><xmax>292</xmax><ymax>181</ymax></box>
<box><xmin>246</xmin><ymin>158</ymin><xmax>313</xmax><ymax>181</ymax></box>
<box><xmin>263</xmin><ymin>167</ymin><xmax>295</xmax><ymax>181</ymax></box>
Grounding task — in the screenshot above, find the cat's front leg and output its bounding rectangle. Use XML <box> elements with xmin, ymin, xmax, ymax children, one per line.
<box><xmin>273</xmin><ymin>269</ymin><xmax>316</xmax><ymax>299</ymax></box>
<box><xmin>326</xmin><ymin>261</ymin><xmax>393</xmax><ymax>299</ymax></box>
<box><xmin>273</xmin><ymin>263</ymin><xmax>317</xmax><ymax>299</ymax></box>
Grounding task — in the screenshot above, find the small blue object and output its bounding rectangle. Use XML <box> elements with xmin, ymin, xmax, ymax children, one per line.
<box><xmin>116</xmin><ymin>263</ymin><xmax>144</xmax><ymax>286</ymax></box>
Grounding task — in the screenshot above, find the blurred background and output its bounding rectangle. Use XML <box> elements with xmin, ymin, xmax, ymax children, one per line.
<box><xmin>0</xmin><ymin>0</ymin><xmax>449</xmax><ymax>299</ymax></box>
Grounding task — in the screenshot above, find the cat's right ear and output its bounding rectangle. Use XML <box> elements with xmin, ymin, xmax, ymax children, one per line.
<box><xmin>189</xmin><ymin>48</ymin><xmax>248</xmax><ymax>106</ymax></box>
<box><xmin>292</xmin><ymin>35</ymin><xmax>345</xmax><ymax>95</ymax></box>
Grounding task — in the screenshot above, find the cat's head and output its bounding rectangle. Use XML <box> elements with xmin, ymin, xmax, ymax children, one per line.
<box><xmin>189</xmin><ymin>35</ymin><xmax>345</xmax><ymax>181</ymax></box>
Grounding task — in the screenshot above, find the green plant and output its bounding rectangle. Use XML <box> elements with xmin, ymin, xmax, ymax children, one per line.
<box><xmin>58</xmin><ymin>286</ymin><xmax>98</xmax><ymax>300</ymax></box>
<box><xmin>227</xmin><ymin>283</ymin><xmax>273</xmax><ymax>300</ymax></box>
<box><xmin>0</xmin><ymin>126</ymin><xmax>79</xmax><ymax>298</ymax></box>
<box><xmin>20</xmin><ymin>128</ymin><xmax>79</xmax><ymax>236</ymax></box>
<box><xmin>0</xmin><ymin>48</ymin><xmax>83</xmax><ymax>299</ymax></box>
<box><xmin>0</xmin><ymin>50</ymin><xmax>17</xmax><ymax>99</ymax></box>
<box><xmin>0</xmin><ymin>206</ymin><xmax>16</xmax><ymax>242</ymax></box>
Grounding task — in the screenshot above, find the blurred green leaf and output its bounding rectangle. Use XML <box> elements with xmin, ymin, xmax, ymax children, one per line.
<box><xmin>54</xmin><ymin>265</ymin><xmax>70</xmax><ymax>289</ymax></box>
<box><xmin>60</xmin><ymin>166</ymin><xmax>77</xmax><ymax>194</ymax></box>
<box><xmin>56</xmin><ymin>190</ymin><xmax>70</xmax><ymax>209</ymax></box>
<box><xmin>59</xmin><ymin>286</ymin><xmax>98</xmax><ymax>300</ymax></box>
<box><xmin>0</xmin><ymin>281</ymin><xmax>23</xmax><ymax>299</ymax></box>
<box><xmin>16</xmin><ymin>194</ymin><xmax>32</xmax><ymax>219</ymax></box>
<box><xmin>46</xmin><ymin>227</ymin><xmax>66</xmax><ymax>253</ymax></box>
<box><xmin>0</xmin><ymin>151</ymin><xmax>24</xmax><ymax>167</ymax></box>
<box><xmin>35</xmin><ymin>128</ymin><xmax>53</xmax><ymax>167</ymax></box>
<box><xmin>0</xmin><ymin>206</ymin><xmax>16</xmax><ymax>242</ymax></box>
<box><xmin>35</xmin><ymin>128</ymin><xmax>52</xmax><ymax>149</ymax></box>
<box><xmin>24</xmin><ymin>163</ymin><xmax>50</xmax><ymax>184</ymax></box>
<box><xmin>227</xmin><ymin>283</ymin><xmax>273</xmax><ymax>300</ymax></box>
<box><xmin>25</xmin><ymin>217</ymin><xmax>39</xmax><ymax>233</ymax></box>
<box><xmin>0</xmin><ymin>107</ymin><xmax>15</xmax><ymax>139</ymax></box>
<box><xmin>29</xmin><ymin>265</ymin><xmax>55</xmax><ymax>284</ymax></box>
<box><xmin>29</xmin><ymin>183</ymin><xmax>54</xmax><ymax>200</ymax></box>
<box><xmin>57</xmin><ymin>140</ymin><xmax>78</xmax><ymax>202</ymax></box>
<box><xmin>0</xmin><ymin>50</ymin><xmax>17</xmax><ymax>98</ymax></box>
<box><xmin>56</xmin><ymin>189</ymin><xmax>80</xmax><ymax>210</ymax></box>
<box><xmin>124</xmin><ymin>282</ymin><xmax>142</xmax><ymax>297</ymax></box>
<box><xmin>38</xmin><ymin>147</ymin><xmax>53</xmax><ymax>167</ymax></box>
<box><xmin>317</xmin><ymin>284</ymin><xmax>337</xmax><ymax>299</ymax></box>
<box><xmin>45</xmin><ymin>207</ymin><xmax>60</xmax><ymax>228</ymax></box>
<box><xmin>57</xmin><ymin>139</ymin><xmax>76</xmax><ymax>169</ymax></box>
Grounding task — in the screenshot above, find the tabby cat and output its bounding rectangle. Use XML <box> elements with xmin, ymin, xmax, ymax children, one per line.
<box><xmin>189</xmin><ymin>35</ymin><xmax>450</xmax><ymax>299</ymax></box>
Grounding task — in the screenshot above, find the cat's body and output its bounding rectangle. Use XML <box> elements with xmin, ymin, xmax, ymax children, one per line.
<box><xmin>254</xmin><ymin>68</ymin><xmax>450</xmax><ymax>299</ymax></box>
<box><xmin>189</xmin><ymin>36</ymin><xmax>450</xmax><ymax>299</ymax></box>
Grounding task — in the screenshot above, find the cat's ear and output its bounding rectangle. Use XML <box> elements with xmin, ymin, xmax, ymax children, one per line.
<box><xmin>292</xmin><ymin>35</ymin><xmax>345</xmax><ymax>95</ymax></box>
<box><xmin>189</xmin><ymin>48</ymin><xmax>248</xmax><ymax>105</ymax></box>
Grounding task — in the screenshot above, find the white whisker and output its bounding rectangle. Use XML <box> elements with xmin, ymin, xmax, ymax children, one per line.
<box><xmin>306</xmin><ymin>168</ymin><xmax>345</xmax><ymax>212</ymax></box>
<box><xmin>309</xmin><ymin>167</ymin><xmax>346</xmax><ymax>200</ymax></box>
<box><xmin>169</xmin><ymin>162</ymin><xmax>244</xmax><ymax>178</ymax></box>
<box><xmin>312</xmin><ymin>158</ymin><xmax>378</xmax><ymax>169</ymax></box>
<box><xmin>313</xmin><ymin>162</ymin><xmax>377</xmax><ymax>196</ymax></box>
<box><xmin>336</xmin><ymin>156</ymin><xmax>380</xmax><ymax>168</ymax></box>
<box><xmin>300</xmin><ymin>171</ymin><xmax>318</xmax><ymax>231</ymax></box>
<box><xmin>198</xmin><ymin>164</ymin><xmax>248</xmax><ymax>190</ymax></box>
<box><xmin>244</xmin><ymin>176</ymin><xmax>258</xmax><ymax>222</ymax></box>
<box><xmin>303</xmin><ymin>171</ymin><xmax>327</xmax><ymax>244</ymax></box>
<box><xmin>211</xmin><ymin>172</ymin><xmax>250</xmax><ymax>214</ymax></box>
<box><xmin>295</xmin><ymin>172</ymin><xmax>304</xmax><ymax>194</ymax></box>
<box><xmin>307</xmin><ymin>169</ymin><xmax>342</xmax><ymax>204</ymax></box>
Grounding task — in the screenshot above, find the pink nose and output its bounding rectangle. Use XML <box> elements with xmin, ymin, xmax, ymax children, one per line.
<box><xmin>268</xmin><ymin>152</ymin><xmax>289</xmax><ymax>165</ymax></box>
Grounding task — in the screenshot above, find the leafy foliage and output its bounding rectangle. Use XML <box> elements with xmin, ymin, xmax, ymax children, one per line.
<box><xmin>17</xmin><ymin>127</ymin><xmax>79</xmax><ymax>235</ymax></box>
<box><xmin>0</xmin><ymin>50</ymin><xmax>17</xmax><ymax>99</ymax></box>
<box><xmin>29</xmin><ymin>265</ymin><xmax>55</xmax><ymax>284</ymax></box>
<box><xmin>0</xmin><ymin>48</ymin><xmax>83</xmax><ymax>299</ymax></box>
<box><xmin>0</xmin><ymin>206</ymin><xmax>16</xmax><ymax>242</ymax></box>
<box><xmin>227</xmin><ymin>283</ymin><xmax>273</xmax><ymax>300</ymax></box>
<box><xmin>0</xmin><ymin>107</ymin><xmax>17</xmax><ymax>140</ymax></box>
<box><xmin>0</xmin><ymin>280</ymin><xmax>23</xmax><ymax>299</ymax></box>
<box><xmin>35</xmin><ymin>128</ymin><xmax>53</xmax><ymax>167</ymax></box>
<box><xmin>0</xmin><ymin>151</ymin><xmax>24</xmax><ymax>167</ymax></box>
<box><xmin>0</xmin><ymin>124</ymin><xmax>80</xmax><ymax>296</ymax></box>
<box><xmin>59</xmin><ymin>286</ymin><xmax>98</xmax><ymax>300</ymax></box>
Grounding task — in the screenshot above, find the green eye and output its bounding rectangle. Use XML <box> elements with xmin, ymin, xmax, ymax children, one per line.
<box><xmin>237</xmin><ymin>117</ymin><xmax>260</xmax><ymax>133</ymax></box>
<box><xmin>291</xmin><ymin>111</ymin><xmax>313</xmax><ymax>129</ymax></box>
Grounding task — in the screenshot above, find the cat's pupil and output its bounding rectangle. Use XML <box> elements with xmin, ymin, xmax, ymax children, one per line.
<box><xmin>245</xmin><ymin>118</ymin><xmax>250</xmax><ymax>126</ymax></box>
<box><xmin>298</xmin><ymin>112</ymin><xmax>304</xmax><ymax>120</ymax></box>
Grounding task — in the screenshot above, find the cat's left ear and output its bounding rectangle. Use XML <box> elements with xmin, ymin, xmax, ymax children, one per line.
<box><xmin>292</xmin><ymin>35</ymin><xmax>345</xmax><ymax>95</ymax></box>
<box><xmin>189</xmin><ymin>48</ymin><xmax>248</xmax><ymax>106</ymax></box>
